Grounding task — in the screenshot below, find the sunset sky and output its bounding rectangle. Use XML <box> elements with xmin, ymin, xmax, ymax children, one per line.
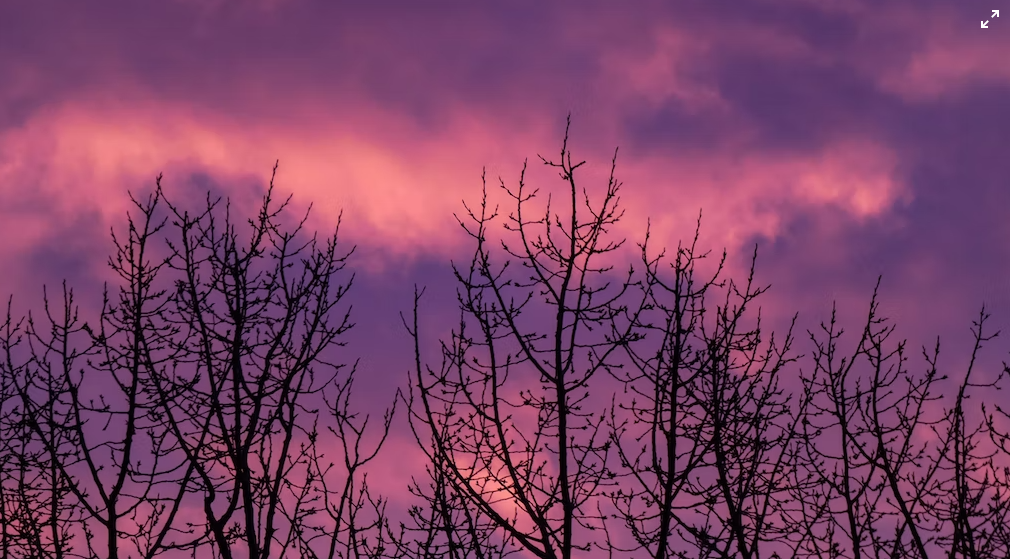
<box><xmin>3</xmin><ymin>0</ymin><xmax>1010</xmax><ymax>545</ymax></box>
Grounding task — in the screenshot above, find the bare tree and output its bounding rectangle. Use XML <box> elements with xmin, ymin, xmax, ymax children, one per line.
<box><xmin>394</xmin><ymin>286</ymin><xmax>516</xmax><ymax>559</ymax></box>
<box><xmin>150</xmin><ymin>165</ymin><xmax>394</xmax><ymax>559</ymax></box>
<box><xmin>0</xmin><ymin>165</ymin><xmax>394</xmax><ymax>559</ymax></box>
<box><xmin>399</xmin><ymin>120</ymin><xmax>1010</xmax><ymax>559</ymax></box>
<box><xmin>779</xmin><ymin>281</ymin><xmax>1010</xmax><ymax>559</ymax></box>
<box><xmin>10</xmin><ymin>203</ymin><xmax>186</xmax><ymax>559</ymax></box>
<box><xmin>928</xmin><ymin>307</ymin><xmax>1010</xmax><ymax>558</ymax></box>
<box><xmin>402</xmin><ymin>116</ymin><xmax>640</xmax><ymax>559</ymax></box>
<box><xmin>10</xmin><ymin>118</ymin><xmax>1010</xmax><ymax>559</ymax></box>
<box><xmin>605</xmin><ymin>215</ymin><xmax>799</xmax><ymax>559</ymax></box>
<box><xmin>0</xmin><ymin>296</ymin><xmax>89</xmax><ymax>559</ymax></box>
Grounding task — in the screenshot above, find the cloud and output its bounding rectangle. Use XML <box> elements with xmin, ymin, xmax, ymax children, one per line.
<box><xmin>3</xmin><ymin>3</ymin><xmax>1010</xmax><ymax>553</ymax></box>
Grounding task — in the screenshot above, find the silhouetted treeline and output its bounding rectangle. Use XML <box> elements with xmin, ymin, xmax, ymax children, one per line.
<box><xmin>2</xmin><ymin>120</ymin><xmax>1010</xmax><ymax>558</ymax></box>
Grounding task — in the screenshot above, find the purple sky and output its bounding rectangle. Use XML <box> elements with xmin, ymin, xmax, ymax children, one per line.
<box><xmin>3</xmin><ymin>0</ymin><xmax>1010</xmax><ymax>551</ymax></box>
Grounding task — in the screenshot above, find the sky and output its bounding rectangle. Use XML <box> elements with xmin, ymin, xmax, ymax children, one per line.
<box><xmin>2</xmin><ymin>0</ymin><xmax>1010</xmax><ymax>554</ymax></box>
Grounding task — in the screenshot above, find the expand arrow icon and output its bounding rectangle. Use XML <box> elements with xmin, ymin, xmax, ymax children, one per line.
<box><xmin>983</xmin><ymin>9</ymin><xmax>999</xmax><ymax>28</ymax></box>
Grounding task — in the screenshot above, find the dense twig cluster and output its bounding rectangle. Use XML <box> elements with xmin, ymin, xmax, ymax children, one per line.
<box><xmin>399</xmin><ymin>118</ymin><xmax>1010</xmax><ymax>559</ymax></box>
<box><xmin>0</xmin><ymin>164</ymin><xmax>395</xmax><ymax>559</ymax></box>
<box><xmin>2</xmin><ymin>122</ymin><xmax>1010</xmax><ymax>558</ymax></box>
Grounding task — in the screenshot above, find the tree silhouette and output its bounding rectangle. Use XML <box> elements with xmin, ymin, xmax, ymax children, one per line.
<box><xmin>398</xmin><ymin>118</ymin><xmax>1010</xmax><ymax>559</ymax></box>
<box><xmin>777</xmin><ymin>285</ymin><xmax>1010</xmax><ymax>559</ymax></box>
<box><xmin>400</xmin><ymin>117</ymin><xmax>638</xmax><ymax>559</ymax></box>
<box><xmin>3</xmin><ymin>119</ymin><xmax>1010</xmax><ymax>559</ymax></box>
<box><xmin>603</xmin><ymin>213</ymin><xmax>799</xmax><ymax>559</ymax></box>
<box><xmin>0</xmin><ymin>165</ymin><xmax>395</xmax><ymax>559</ymax></box>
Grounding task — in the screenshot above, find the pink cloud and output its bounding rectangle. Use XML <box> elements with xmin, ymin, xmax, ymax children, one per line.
<box><xmin>2</xmin><ymin>1</ymin><xmax>1009</xmax><ymax>554</ymax></box>
<box><xmin>608</xmin><ymin>136</ymin><xmax>910</xmax><ymax>270</ymax></box>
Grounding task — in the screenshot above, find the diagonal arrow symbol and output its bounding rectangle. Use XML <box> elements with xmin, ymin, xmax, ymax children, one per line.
<box><xmin>994</xmin><ymin>10</ymin><xmax>1001</xmax><ymax>17</ymax></box>
<box><xmin>982</xmin><ymin>19</ymin><xmax>989</xmax><ymax>28</ymax></box>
